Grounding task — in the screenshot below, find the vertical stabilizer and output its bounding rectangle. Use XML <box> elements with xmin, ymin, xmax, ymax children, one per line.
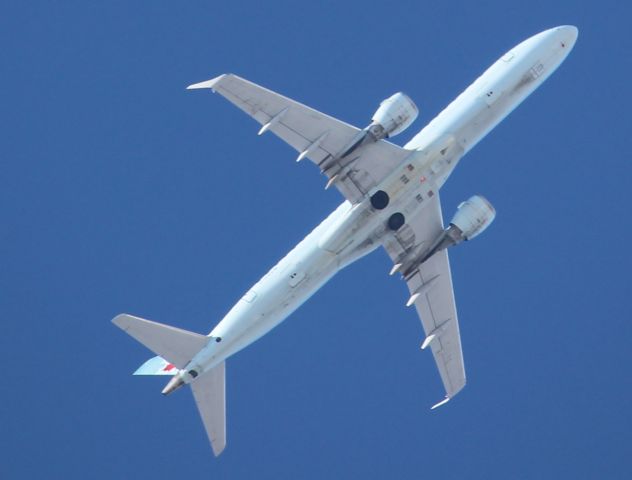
<box><xmin>133</xmin><ymin>355</ymin><xmax>178</xmax><ymax>375</ymax></box>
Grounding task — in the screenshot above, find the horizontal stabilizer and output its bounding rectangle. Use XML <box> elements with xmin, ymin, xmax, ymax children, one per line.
<box><xmin>192</xmin><ymin>362</ymin><xmax>226</xmax><ymax>456</ymax></box>
<box><xmin>134</xmin><ymin>356</ymin><xmax>178</xmax><ymax>376</ymax></box>
<box><xmin>112</xmin><ymin>314</ymin><xmax>209</xmax><ymax>369</ymax></box>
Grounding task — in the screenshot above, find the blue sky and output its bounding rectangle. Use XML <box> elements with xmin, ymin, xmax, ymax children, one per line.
<box><xmin>1</xmin><ymin>1</ymin><xmax>630</xmax><ymax>478</ymax></box>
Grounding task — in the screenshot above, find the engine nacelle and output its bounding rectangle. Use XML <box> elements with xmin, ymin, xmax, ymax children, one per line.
<box><xmin>401</xmin><ymin>195</ymin><xmax>495</xmax><ymax>276</ymax></box>
<box><xmin>370</xmin><ymin>92</ymin><xmax>418</xmax><ymax>139</ymax></box>
<box><xmin>332</xmin><ymin>93</ymin><xmax>419</xmax><ymax>161</ymax></box>
<box><xmin>450</xmin><ymin>195</ymin><xmax>496</xmax><ymax>241</ymax></box>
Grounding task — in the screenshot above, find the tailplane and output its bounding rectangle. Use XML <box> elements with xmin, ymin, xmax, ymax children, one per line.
<box><xmin>192</xmin><ymin>362</ymin><xmax>226</xmax><ymax>456</ymax></box>
<box><xmin>112</xmin><ymin>313</ymin><xmax>227</xmax><ymax>456</ymax></box>
<box><xmin>112</xmin><ymin>313</ymin><xmax>208</xmax><ymax>368</ymax></box>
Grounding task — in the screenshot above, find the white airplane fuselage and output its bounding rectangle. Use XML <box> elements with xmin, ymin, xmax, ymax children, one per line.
<box><xmin>183</xmin><ymin>26</ymin><xmax>577</xmax><ymax>382</ymax></box>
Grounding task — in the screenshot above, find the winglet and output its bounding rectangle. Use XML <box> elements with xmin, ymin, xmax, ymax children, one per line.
<box><xmin>431</xmin><ymin>396</ymin><xmax>451</xmax><ymax>410</ymax></box>
<box><xmin>186</xmin><ymin>74</ymin><xmax>228</xmax><ymax>91</ymax></box>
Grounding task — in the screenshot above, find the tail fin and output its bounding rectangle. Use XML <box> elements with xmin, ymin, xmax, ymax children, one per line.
<box><xmin>113</xmin><ymin>313</ymin><xmax>226</xmax><ymax>456</ymax></box>
<box><xmin>112</xmin><ymin>314</ymin><xmax>208</xmax><ymax>369</ymax></box>
<box><xmin>192</xmin><ymin>362</ymin><xmax>226</xmax><ymax>456</ymax></box>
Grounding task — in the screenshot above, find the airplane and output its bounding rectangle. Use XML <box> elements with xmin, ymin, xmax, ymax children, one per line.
<box><xmin>113</xmin><ymin>25</ymin><xmax>578</xmax><ymax>456</ymax></box>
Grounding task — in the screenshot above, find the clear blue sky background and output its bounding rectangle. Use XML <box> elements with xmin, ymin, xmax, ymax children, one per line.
<box><xmin>1</xmin><ymin>1</ymin><xmax>630</xmax><ymax>478</ymax></box>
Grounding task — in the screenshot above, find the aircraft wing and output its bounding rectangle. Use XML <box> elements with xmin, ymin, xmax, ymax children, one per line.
<box><xmin>382</xmin><ymin>194</ymin><xmax>466</xmax><ymax>405</ymax></box>
<box><xmin>188</xmin><ymin>74</ymin><xmax>411</xmax><ymax>204</ymax></box>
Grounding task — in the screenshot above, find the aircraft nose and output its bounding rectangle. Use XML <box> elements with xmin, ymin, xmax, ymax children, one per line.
<box><xmin>556</xmin><ymin>25</ymin><xmax>579</xmax><ymax>50</ymax></box>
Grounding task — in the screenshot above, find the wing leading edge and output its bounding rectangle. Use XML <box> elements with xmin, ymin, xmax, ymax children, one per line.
<box><xmin>188</xmin><ymin>74</ymin><xmax>411</xmax><ymax>204</ymax></box>
<box><xmin>383</xmin><ymin>194</ymin><xmax>466</xmax><ymax>404</ymax></box>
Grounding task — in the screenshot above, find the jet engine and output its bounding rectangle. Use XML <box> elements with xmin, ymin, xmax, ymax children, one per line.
<box><xmin>370</xmin><ymin>92</ymin><xmax>419</xmax><ymax>140</ymax></box>
<box><xmin>408</xmin><ymin>195</ymin><xmax>495</xmax><ymax>272</ymax></box>
<box><xmin>331</xmin><ymin>92</ymin><xmax>419</xmax><ymax>162</ymax></box>
<box><xmin>450</xmin><ymin>195</ymin><xmax>496</xmax><ymax>241</ymax></box>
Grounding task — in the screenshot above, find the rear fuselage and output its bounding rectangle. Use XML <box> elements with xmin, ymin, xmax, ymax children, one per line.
<box><xmin>184</xmin><ymin>26</ymin><xmax>577</xmax><ymax>380</ymax></box>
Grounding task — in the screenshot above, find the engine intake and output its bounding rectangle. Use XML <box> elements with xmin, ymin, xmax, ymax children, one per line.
<box><xmin>404</xmin><ymin>195</ymin><xmax>495</xmax><ymax>275</ymax></box>
<box><xmin>450</xmin><ymin>195</ymin><xmax>496</xmax><ymax>241</ymax></box>
<box><xmin>370</xmin><ymin>92</ymin><xmax>419</xmax><ymax>139</ymax></box>
<box><xmin>332</xmin><ymin>92</ymin><xmax>419</xmax><ymax>161</ymax></box>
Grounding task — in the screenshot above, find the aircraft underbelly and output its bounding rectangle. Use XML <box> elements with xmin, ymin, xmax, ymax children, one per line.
<box><xmin>407</xmin><ymin>32</ymin><xmax>571</xmax><ymax>166</ymax></box>
<box><xmin>197</xmin><ymin>203</ymin><xmax>380</xmax><ymax>371</ymax></box>
<box><xmin>194</xmin><ymin>36</ymin><xmax>574</xmax><ymax>377</ymax></box>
